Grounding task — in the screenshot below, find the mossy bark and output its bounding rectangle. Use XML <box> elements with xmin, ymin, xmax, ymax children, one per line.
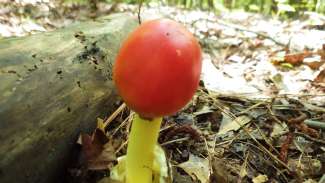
<box><xmin>0</xmin><ymin>14</ymin><xmax>137</xmax><ymax>183</ymax></box>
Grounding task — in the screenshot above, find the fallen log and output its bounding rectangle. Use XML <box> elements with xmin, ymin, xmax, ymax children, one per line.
<box><xmin>0</xmin><ymin>14</ymin><xmax>137</xmax><ymax>183</ymax></box>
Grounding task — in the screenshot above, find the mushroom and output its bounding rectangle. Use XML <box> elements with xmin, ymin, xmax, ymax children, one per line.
<box><xmin>113</xmin><ymin>18</ymin><xmax>202</xmax><ymax>183</ymax></box>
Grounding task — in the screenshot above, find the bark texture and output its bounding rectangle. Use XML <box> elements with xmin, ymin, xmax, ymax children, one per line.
<box><xmin>0</xmin><ymin>14</ymin><xmax>137</xmax><ymax>183</ymax></box>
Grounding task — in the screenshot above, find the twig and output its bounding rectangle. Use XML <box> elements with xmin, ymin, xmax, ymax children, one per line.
<box><xmin>237</xmin><ymin>140</ymin><xmax>290</xmax><ymax>182</ymax></box>
<box><xmin>216</xmin><ymin>19</ymin><xmax>287</xmax><ymax>47</ymax></box>
<box><xmin>216</xmin><ymin>91</ymin><xmax>325</xmax><ymax>98</ymax></box>
<box><xmin>202</xmin><ymin>137</ymin><xmax>213</xmax><ymax>178</ymax></box>
<box><xmin>111</xmin><ymin>114</ymin><xmax>132</xmax><ymax>136</ymax></box>
<box><xmin>304</xmin><ymin>119</ymin><xmax>325</xmax><ymax>129</ymax></box>
<box><xmin>238</xmin><ymin>101</ymin><xmax>266</xmax><ymax>115</ymax></box>
<box><xmin>115</xmin><ymin>139</ymin><xmax>128</xmax><ymax>153</ymax></box>
<box><xmin>267</xmin><ymin>105</ymin><xmax>284</xmax><ymax>124</ymax></box>
<box><xmin>161</xmin><ymin>137</ymin><xmax>189</xmax><ymax>146</ymax></box>
<box><xmin>254</xmin><ymin>124</ymin><xmax>280</xmax><ymax>155</ymax></box>
<box><xmin>239</xmin><ymin>151</ymin><xmax>249</xmax><ymax>179</ymax></box>
<box><xmin>192</xmin><ymin>17</ymin><xmax>287</xmax><ymax>47</ymax></box>
<box><xmin>160</xmin><ymin>123</ymin><xmax>177</xmax><ymax>132</ymax></box>
<box><xmin>213</xmin><ymin>100</ymin><xmax>291</xmax><ymax>170</ymax></box>
<box><xmin>103</xmin><ymin>103</ymin><xmax>127</xmax><ymax>128</ymax></box>
<box><xmin>137</xmin><ymin>0</ymin><xmax>143</xmax><ymax>24</ymax></box>
<box><xmin>281</xmin><ymin>111</ymin><xmax>319</xmax><ymax>138</ymax></box>
<box><xmin>288</xmin><ymin>112</ymin><xmax>307</xmax><ymax>125</ymax></box>
<box><xmin>216</xmin><ymin>133</ymin><xmax>241</xmax><ymax>149</ymax></box>
<box><xmin>163</xmin><ymin>124</ymin><xmax>201</xmax><ymax>142</ymax></box>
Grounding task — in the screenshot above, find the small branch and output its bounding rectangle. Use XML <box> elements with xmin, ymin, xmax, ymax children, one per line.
<box><xmin>216</xmin><ymin>19</ymin><xmax>287</xmax><ymax>47</ymax></box>
<box><xmin>304</xmin><ymin>119</ymin><xmax>325</xmax><ymax>129</ymax></box>
<box><xmin>137</xmin><ymin>0</ymin><xmax>143</xmax><ymax>24</ymax></box>
<box><xmin>288</xmin><ymin>112</ymin><xmax>307</xmax><ymax>125</ymax></box>
<box><xmin>213</xmin><ymin>100</ymin><xmax>291</xmax><ymax>170</ymax></box>
<box><xmin>161</xmin><ymin>137</ymin><xmax>189</xmax><ymax>146</ymax></box>
<box><xmin>103</xmin><ymin>103</ymin><xmax>127</xmax><ymax>128</ymax></box>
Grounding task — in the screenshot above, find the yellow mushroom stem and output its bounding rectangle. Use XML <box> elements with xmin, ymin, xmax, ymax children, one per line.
<box><xmin>126</xmin><ymin>114</ymin><xmax>162</xmax><ymax>183</ymax></box>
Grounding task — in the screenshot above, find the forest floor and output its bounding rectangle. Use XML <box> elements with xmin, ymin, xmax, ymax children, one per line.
<box><xmin>1</xmin><ymin>1</ymin><xmax>325</xmax><ymax>183</ymax></box>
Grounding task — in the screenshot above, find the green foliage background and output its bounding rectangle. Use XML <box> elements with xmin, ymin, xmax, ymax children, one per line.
<box><xmin>159</xmin><ymin>0</ymin><xmax>325</xmax><ymax>16</ymax></box>
<box><xmin>65</xmin><ymin>0</ymin><xmax>325</xmax><ymax>17</ymax></box>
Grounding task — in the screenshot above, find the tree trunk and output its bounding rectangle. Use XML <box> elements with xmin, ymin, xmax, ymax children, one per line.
<box><xmin>0</xmin><ymin>14</ymin><xmax>137</xmax><ymax>183</ymax></box>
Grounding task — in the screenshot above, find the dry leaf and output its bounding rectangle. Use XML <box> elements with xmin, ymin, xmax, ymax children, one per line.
<box><xmin>239</xmin><ymin>165</ymin><xmax>247</xmax><ymax>178</ymax></box>
<box><xmin>314</xmin><ymin>69</ymin><xmax>325</xmax><ymax>83</ymax></box>
<box><xmin>288</xmin><ymin>158</ymin><xmax>322</xmax><ymax>177</ymax></box>
<box><xmin>97</xmin><ymin>118</ymin><xmax>106</xmax><ymax>132</ymax></box>
<box><xmin>81</xmin><ymin>128</ymin><xmax>116</xmax><ymax>170</ymax></box>
<box><xmin>304</xmin><ymin>61</ymin><xmax>324</xmax><ymax>70</ymax></box>
<box><xmin>252</xmin><ymin>174</ymin><xmax>268</xmax><ymax>183</ymax></box>
<box><xmin>218</xmin><ymin>115</ymin><xmax>252</xmax><ymax>135</ymax></box>
<box><xmin>271</xmin><ymin>73</ymin><xmax>287</xmax><ymax>91</ymax></box>
<box><xmin>239</xmin><ymin>153</ymin><xmax>248</xmax><ymax>178</ymax></box>
<box><xmin>303</xmin><ymin>179</ymin><xmax>317</xmax><ymax>183</ymax></box>
<box><xmin>319</xmin><ymin>44</ymin><xmax>325</xmax><ymax>61</ymax></box>
<box><xmin>210</xmin><ymin>158</ymin><xmax>237</xmax><ymax>183</ymax></box>
<box><xmin>271</xmin><ymin>56</ymin><xmax>284</xmax><ymax>65</ymax></box>
<box><xmin>178</xmin><ymin>154</ymin><xmax>210</xmax><ymax>183</ymax></box>
<box><xmin>271</xmin><ymin>122</ymin><xmax>288</xmax><ymax>137</ymax></box>
<box><xmin>284</xmin><ymin>52</ymin><xmax>312</xmax><ymax>65</ymax></box>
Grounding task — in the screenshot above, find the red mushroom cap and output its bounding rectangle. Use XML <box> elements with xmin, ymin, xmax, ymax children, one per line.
<box><xmin>113</xmin><ymin>19</ymin><xmax>202</xmax><ymax>118</ymax></box>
